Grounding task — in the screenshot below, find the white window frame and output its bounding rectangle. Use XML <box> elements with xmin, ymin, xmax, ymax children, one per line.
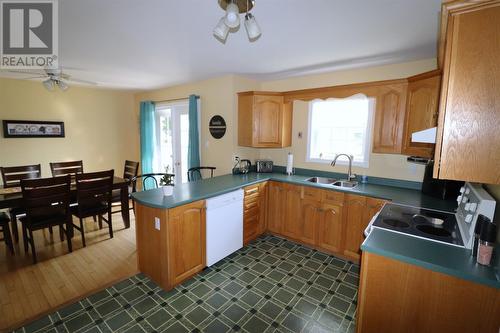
<box><xmin>305</xmin><ymin>94</ymin><xmax>374</xmax><ymax>168</ymax></box>
<box><xmin>154</xmin><ymin>98</ymin><xmax>201</xmax><ymax>184</ymax></box>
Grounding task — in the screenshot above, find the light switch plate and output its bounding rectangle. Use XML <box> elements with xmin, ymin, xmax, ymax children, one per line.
<box><xmin>154</xmin><ymin>217</ymin><xmax>160</xmax><ymax>230</ymax></box>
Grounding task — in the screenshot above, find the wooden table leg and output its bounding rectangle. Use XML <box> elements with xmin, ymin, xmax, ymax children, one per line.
<box><xmin>9</xmin><ymin>211</ymin><xmax>19</xmax><ymax>242</ymax></box>
<box><xmin>121</xmin><ymin>185</ymin><xmax>130</xmax><ymax>228</ymax></box>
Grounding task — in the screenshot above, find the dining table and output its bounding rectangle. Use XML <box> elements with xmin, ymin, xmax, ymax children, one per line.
<box><xmin>0</xmin><ymin>176</ymin><xmax>131</xmax><ymax>241</ymax></box>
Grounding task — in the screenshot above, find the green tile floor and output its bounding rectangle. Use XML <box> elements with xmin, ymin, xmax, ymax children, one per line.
<box><xmin>17</xmin><ymin>235</ymin><xmax>359</xmax><ymax>333</ymax></box>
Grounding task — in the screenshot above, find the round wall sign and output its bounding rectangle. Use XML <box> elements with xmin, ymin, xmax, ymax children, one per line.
<box><xmin>209</xmin><ymin>115</ymin><xmax>226</xmax><ymax>139</ymax></box>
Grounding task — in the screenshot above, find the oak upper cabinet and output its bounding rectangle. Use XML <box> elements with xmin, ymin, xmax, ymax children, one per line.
<box><xmin>372</xmin><ymin>83</ymin><xmax>408</xmax><ymax>154</ymax></box>
<box><xmin>238</xmin><ymin>92</ymin><xmax>293</xmax><ymax>148</ymax></box>
<box><xmin>433</xmin><ymin>1</ymin><xmax>500</xmax><ymax>184</ymax></box>
<box><xmin>402</xmin><ymin>70</ymin><xmax>441</xmax><ymax>158</ymax></box>
<box><xmin>243</xmin><ymin>182</ymin><xmax>268</xmax><ymax>245</ymax></box>
<box><xmin>267</xmin><ymin>182</ymin><xmax>286</xmax><ymax>233</ymax></box>
<box><xmin>167</xmin><ymin>200</ymin><xmax>206</xmax><ymax>287</ymax></box>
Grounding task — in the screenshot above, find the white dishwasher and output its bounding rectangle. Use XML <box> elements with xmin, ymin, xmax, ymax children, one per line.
<box><xmin>206</xmin><ymin>189</ymin><xmax>244</xmax><ymax>266</ymax></box>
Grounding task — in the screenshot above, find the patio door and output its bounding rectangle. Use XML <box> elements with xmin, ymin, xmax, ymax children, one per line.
<box><xmin>155</xmin><ymin>100</ymin><xmax>190</xmax><ymax>184</ymax></box>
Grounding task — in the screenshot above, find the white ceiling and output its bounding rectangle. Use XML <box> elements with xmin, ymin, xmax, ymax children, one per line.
<box><xmin>1</xmin><ymin>0</ymin><xmax>442</xmax><ymax>90</ymax></box>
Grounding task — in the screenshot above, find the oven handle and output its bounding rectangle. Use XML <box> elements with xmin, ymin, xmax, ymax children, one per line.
<box><xmin>364</xmin><ymin>210</ymin><xmax>381</xmax><ymax>237</ymax></box>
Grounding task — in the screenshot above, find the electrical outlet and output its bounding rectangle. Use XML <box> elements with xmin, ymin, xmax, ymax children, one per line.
<box><xmin>154</xmin><ymin>217</ymin><xmax>160</xmax><ymax>230</ymax></box>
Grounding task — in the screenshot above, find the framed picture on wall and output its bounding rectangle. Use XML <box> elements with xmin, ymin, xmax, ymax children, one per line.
<box><xmin>2</xmin><ymin>120</ymin><xmax>65</xmax><ymax>138</ymax></box>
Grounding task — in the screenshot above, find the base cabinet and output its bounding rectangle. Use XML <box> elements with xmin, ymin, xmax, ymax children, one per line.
<box><xmin>243</xmin><ymin>183</ymin><xmax>267</xmax><ymax>244</ymax></box>
<box><xmin>317</xmin><ymin>203</ymin><xmax>344</xmax><ymax>253</ymax></box>
<box><xmin>135</xmin><ymin>200</ymin><xmax>206</xmax><ymax>291</ymax></box>
<box><xmin>357</xmin><ymin>252</ymin><xmax>500</xmax><ymax>333</ymax></box>
<box><xmin>344</xmin><ymin>195</ymin><xmax>386</xmax><ymax>261</ymax></box>
<box><xmin>167</xmin><ymin>201</ymin><xmax>206</xmax><ymax>287</ymax></box>
<box><xmin>267</xmin><ymin>182</ymin><xmax>286</xmax><ymax>234</ymax></box>
<box><xmin>266</xmin><ymin>182</ymin><xmax>386</xmax><ymax>262</ymax></box>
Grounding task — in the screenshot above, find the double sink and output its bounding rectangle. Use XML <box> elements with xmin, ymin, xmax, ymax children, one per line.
<box><xmin>305</xmin><ymin>176</ymin><xmax>359</xmax><ymax>189</ymax></box>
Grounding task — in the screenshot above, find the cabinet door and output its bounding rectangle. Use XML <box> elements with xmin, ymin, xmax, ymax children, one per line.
<box><xmin>344</xmin><ymin>194</ymin><xmax>367</xmax><ymax>261</ymax></box>
<box><xmin>434</xmin><ymin>4</ymin><xmax>500</xmax><ymax>184</ymax></box>
<box><xmin>373</xmin><ymin>84</ymin><xmax>407</xmax><ymax>154</ymax></box>
<box><xmin>254</xmin><ymin>95</ymin><xmax>283</xmax><ymax>146</ymax></box>
<box><xmin>300</xmin><ymin>198</ymin><xmax>320</xmax><ymax>246</ymax></box>
<box><xmin>282</xmin><ymin>185</ymin><xmax>302</xmax><ymax>239</ymax></box>
<box><xmin>365</xmin><ymin>197</ymin><xmax>386</xmax><ymax>223</ymax></box>
<box><xmin>402</xmin><ymin>71</ymin><xmax>441</xmax><ymax>158</ymax></box>
<box><xmin>167</xmin><ymin>200</ymin><xmax>206</xmax><ymax>286</ymax></box>
<box><xmin>258</xmin><ymin>182</ymin><xmax>268</xmax><ymax>235</ymax></box>
<box><xmin>267</xmin><ymin>182</ymin><xmax>285</xmax><ymax>234</ymax></box>
<box><xmin>317</xmin><ymin>203</ymin><xmax>343</xmax><ymax>253</ymax></box>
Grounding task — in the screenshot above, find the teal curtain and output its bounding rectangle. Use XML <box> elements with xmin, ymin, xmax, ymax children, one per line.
<box><xmin>187</xmin><ymin>95</ymin><xmax>200</xmax><ymax>171</ymax></box>
<box><xmin>140</xmin><ymin>101</ymin><xmax>156</xmax><ymax>175</ymax></box>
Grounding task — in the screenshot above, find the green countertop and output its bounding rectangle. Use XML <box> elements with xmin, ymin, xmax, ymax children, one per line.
<box><xmin>131</xmin><ymin>172</ymin><xmax>499</xmax><ymax>289</ymax></box>
<box><xmin>362</xmin><ymin>228</ymin><xmax>500</xmax><ymax>289</ymax></box>
<box><xmin>131</xmin><ymin>172</ymin><xmax>457</xmax><ymax>212</ymax></box>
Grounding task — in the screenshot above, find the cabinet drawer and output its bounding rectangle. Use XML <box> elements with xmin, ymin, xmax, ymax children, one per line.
<box><xmin>244</xmin><ymin>205</ymin><xmax>260</xmax><ymax>219</ymax></box>
<box><xmin>322</xmin><ymin>190</ymin><xmax>344</xmax><ymax>205</ymax></box>
<box><xmin>244</xmin><ymin>198</ymin><xmax>260</xmax><ymax>211</ymax></box>
<box><xmin>244</xmin><ymin>185</ymin><xmax>260</xmax><ymax>195</ymax></box>
<box><xmin>244</xmin><ymin>215</ymin><xmax>259</xmax><ymax>241</ymax></box>
<box><xmin>303</xmin><ymin>186</ymin><xmax>322</xmax><ymax>201</ymax></box>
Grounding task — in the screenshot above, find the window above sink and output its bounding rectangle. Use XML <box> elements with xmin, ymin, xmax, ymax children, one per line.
<box><xmin>306</xmin><ymin>94</ymin><xmax>374</xmax><ymax>168</ymax></box>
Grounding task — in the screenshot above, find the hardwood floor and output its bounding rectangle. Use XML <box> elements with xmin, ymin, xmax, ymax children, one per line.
<box><xmin>0</xmin><ymin>211</ymin><xmax>138</xmax><ymax>332</ymax></box>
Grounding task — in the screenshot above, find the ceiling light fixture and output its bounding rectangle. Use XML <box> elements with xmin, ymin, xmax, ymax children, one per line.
<box><xmin>213</xmin><ymin>0</ymin><xmax>261</xmax><ymax>42</ymax></box>
<box><xmin>43</xmin><ymin>79</ymin><xmax>55</xmax><ymax>91</ymax></box>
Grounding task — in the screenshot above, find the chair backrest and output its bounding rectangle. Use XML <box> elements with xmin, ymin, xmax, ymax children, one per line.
<box><xmin>131</xmin><ymin>173</ymin><xmax>175</xmax><ymax>191</ymax></box>
<box><xmin>0</xmin><ymin>164</ymin><xmax>41</xmax><ymax>188</ymax></box>
<box><xmin>187</xmin><ymin>167</ymin><xmax>216</xmax><ymax>182</ymax></box>
<box><xmin>50</xmin><ymin>160</ymin><xmax>83</xmax><ymax>178</ymax></box>
<box><xmin>75</xmin><ymin>170</ymin><xmax>114</xmax><ymax>215</ymax></box>
<box><xmin>123</xmin><ymin>160</ymin><xmax>139</xmax><ymax>181</ymax></box>
<box><xmin>20</xmin><ymin>175</ymin><xmax>71</xmax><ymax>224</ymax></box>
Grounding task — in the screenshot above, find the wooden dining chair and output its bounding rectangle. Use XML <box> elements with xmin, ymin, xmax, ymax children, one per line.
<box><xmin>187</xmin><ymin>167</ymin><xmax>216</xmax><ymax>182</ymax></box>
<box><xmin>0</xmin><ymin>212</ymin><xmax>14</xmax><ymax>255</ymax></box>
<box><xmin>111</xmin><ymin>160</ymin><xmax>139</xmax><ymax>214</ymax></box>
<box><xmin>50</xmin><ymin>160</ymin><xmax>83</xmax><ymax>179</ymax></box>
<box><xmin>131</xmin><ymin>173</ymin><xmax>175</xmax><ymax>191</ymax></box>
<box><xmin>72</xmin><ymin>170</ymin><xmax>114</xmax><ymax>247</ymax></box>
<box><xmin>0</xmin><ymin>164</ymin><xmax>41</xmax><ymax>242</ymax></box>
<box><xmin>20</xmin><ymin>175</ymin><xmax>73</xmax><ymax>264</ymax></box>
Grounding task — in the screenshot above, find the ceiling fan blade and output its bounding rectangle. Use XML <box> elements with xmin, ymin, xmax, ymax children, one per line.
<box><xmin>16</xmin><ymin>76</ymin><xmax>48</xmax><ymax>80</ymax></box>
<box><xmin>3</xmin><ymin>69</ymin><xmax>46</xmax><ymax>76</ymax></box>
<box><xmin>65</xmin><ymin>77</ymin><xmax>97</xmax><ymax>85</ymax></box>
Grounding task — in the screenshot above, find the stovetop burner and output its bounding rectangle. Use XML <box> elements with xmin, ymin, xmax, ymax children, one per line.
<box><xmin>372</xmin><ymin>203</ymin><xmax>463</xmax><ymax>247</ymax></box>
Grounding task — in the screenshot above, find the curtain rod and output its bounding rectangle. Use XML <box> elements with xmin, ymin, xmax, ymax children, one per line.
<box><xmin>154</xmin><ymin>95</ymin><xmax>200</xmax><ymax>104</ymax></box>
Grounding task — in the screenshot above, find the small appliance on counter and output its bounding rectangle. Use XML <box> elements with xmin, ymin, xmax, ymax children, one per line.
<box><xmin>364</xmin><ymin>182</ymin><xmax>496</xmax><ymax>250</ymax></box>
<box><xmin>256</xmin><ymin>159</ymin><xmax>273</xmax><ymax>173</ymax></box>
<box><xmin>232</xmin><ymin>158</ymin><xmax>252</xmax><ymax>174</ymax></box>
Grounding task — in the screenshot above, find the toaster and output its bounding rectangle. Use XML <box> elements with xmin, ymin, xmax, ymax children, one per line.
<box><xmin>256</xmin><ymin>160</ymin><xmax>273</xmax><ymax>173</ymax></box>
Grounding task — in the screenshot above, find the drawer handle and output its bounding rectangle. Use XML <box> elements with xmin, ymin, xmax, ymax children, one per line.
<box><xmin>246</xmin><ymin>188</ymin><xmax>259</xmax><ymax>194</ymax></box>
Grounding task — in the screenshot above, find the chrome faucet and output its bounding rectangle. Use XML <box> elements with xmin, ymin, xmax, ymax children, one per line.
<box><xmin>331</xmin><ymin>154</ymin><xmax>356</xmax><ymax>181</ymax></box>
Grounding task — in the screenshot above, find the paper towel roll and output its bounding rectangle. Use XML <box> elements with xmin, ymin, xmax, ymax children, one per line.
<box><xmin>286</xmin><ymin>153</ymin><xmax>294</xmax><ymax>175</ymax></box>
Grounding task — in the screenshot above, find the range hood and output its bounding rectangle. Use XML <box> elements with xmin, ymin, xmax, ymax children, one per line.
<box><xmin>411</xmin><ymin>127</ymin><xmax>437</xmax><ymax>144</ymax></box>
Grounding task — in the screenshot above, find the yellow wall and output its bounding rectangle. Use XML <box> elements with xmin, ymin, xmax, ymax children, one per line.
<box><xmin>134</xmin><ymin>75</ymin><xmax>260</xmax><ymax>176</ymax></box>
<box><xmin>257</xmin><ymin>59</ymin><xmax>438</xmax><ymax>182</ymax></box>
<box><xmin>0</xmin><ymin>78</ymin><xmax>138</xmax><ymax>180</ymax></box>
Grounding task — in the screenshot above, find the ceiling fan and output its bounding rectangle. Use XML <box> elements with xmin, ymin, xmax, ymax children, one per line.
<box><xmin>4</xmin><ymin>67</ymin><xmax>97</xmax><ymax>91</ymax></box>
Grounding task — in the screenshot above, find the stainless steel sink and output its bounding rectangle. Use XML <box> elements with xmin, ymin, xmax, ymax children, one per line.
<box><xmin>332</xmin><ymin>180</ymin><xmax>359</xmax><ymax>188</ymax></box>
<box><xmin>305</xmin><ymin>176</ymin><xmax>336</xmax><ymax>185</ymax></box>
